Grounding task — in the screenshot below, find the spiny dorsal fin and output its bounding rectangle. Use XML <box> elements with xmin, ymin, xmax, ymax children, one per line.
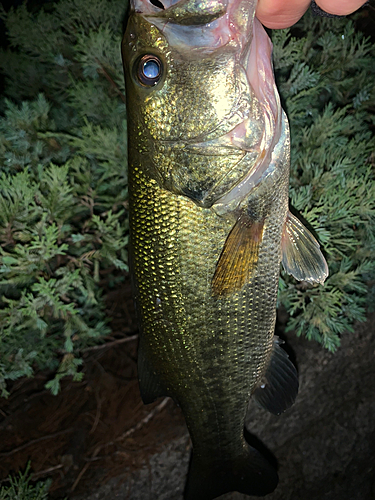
<box><xmin>212</xmin><ymin>214</ymin><xmax>264</xmax><ymax>297</ymax></box>
<box><xmin>253</xmin><ymin>337</ymin><xmax>299</xmax><ymax>416</ymax></box>
<box><xmin>282</xmin><ymin>211</ymin><xmax>328</xmax><ymax>285</ymax></box>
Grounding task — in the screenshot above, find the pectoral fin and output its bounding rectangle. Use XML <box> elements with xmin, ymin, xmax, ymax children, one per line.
<box><xmin>253</xmin><ymin>337</ymin><xmax>299</xmax><ymax>416</ymax></box>
<box><xmin>212</xmin><ymin>214</ymin><xmax>264</xmax><ymax>297</ymax></box>
<box><xmin>282</xmin><ymin>211</ymin><xmax>328</xmax><ymax>285</ymax></box>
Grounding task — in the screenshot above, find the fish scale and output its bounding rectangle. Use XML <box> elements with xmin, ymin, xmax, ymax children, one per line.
<box><xmin>129</xmin><ymin>155</ymin><xmax>283</xmax><ymax>452</ymax></box>
<box><xmin>123</xmin><ymin>0</ymin><xmax>328</xmax><ymax>497</ymax></box>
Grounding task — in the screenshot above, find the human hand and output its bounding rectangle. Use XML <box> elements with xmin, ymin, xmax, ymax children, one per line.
<box><xmin>256</xmin><ymin>0</ymin><xmax>368</xmax><ymax>29</ymax></box>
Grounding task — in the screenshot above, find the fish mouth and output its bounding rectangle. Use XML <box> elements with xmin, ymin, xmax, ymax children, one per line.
<box><xmin>130</xmin><ymin>0</ymin><xmax>260</xmax><ymax>143</ymax></box>
<box><xmin>129</xmin><ymin>0</ymin><xmax>277</xmax><ymax>145</ymax></box>
<box><xmin>131</xmin><ymin>0</ymin><xmax>256</xmax><ymax>53</ymax></box>
<box><xmin>131</xmin><ymin>0</ymin><xmax>280</xmax><ymax>145</ymax></box>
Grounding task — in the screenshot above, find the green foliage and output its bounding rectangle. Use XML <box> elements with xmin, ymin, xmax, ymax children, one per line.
<box><xmin>0</xmin><ymin>0</ymin><xmax>125</xmax><ymax>111</ymax></box>
<box><xmin>0</xmin><ymin>463</ymin><xmax>51</xmax><ymax>500</ymax></box>
<box><xmin>273</xmin><ymin>12</ymin><xmax>375</xmax><ymax>350</ymax></box>
<box><xmin>0</xmin><ymin>0</ymin><xmax>128</xmax><ymax>396</ymax></box>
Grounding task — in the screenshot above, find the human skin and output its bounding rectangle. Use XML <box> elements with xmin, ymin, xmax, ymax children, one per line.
<box><xmin>256</xmin><ymin>0</ymin><xmax>368</xmax><ymax>28</ymax></box>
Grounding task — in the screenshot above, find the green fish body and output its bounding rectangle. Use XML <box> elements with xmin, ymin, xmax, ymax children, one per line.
<box><xmin>122</xmin><ymin>1</ymin><xmax>328</xmax><ymax>498</ymax></box>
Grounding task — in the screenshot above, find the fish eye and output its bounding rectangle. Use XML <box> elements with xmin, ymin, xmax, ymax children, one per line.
<box><xmin>136</xmin><ymin>55</ymin><xmax>163</xmax><ymax>87</ymax></box>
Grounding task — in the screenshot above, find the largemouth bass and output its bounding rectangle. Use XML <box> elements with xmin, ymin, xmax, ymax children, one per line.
<box><xmin>122</xmin><ymin>0</ymin><xmax>328</xmax><ymax>498</ymax></box>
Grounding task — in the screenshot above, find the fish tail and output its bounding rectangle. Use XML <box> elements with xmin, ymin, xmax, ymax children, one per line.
<box><xmin>184</xmin><ymin>445</ymin><xmax>278</xmax><ymax>500</ymax></box>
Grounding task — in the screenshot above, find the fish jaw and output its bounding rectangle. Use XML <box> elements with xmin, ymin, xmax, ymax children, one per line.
<box><xmin>184</xmin><ymin>17</ymin><xmax>283</xmax><ymax>211</ymax></box>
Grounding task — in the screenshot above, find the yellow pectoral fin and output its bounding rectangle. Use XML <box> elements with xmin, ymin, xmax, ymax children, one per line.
<box><xmin>212</xmin><ymin>214</ymin><xmax>264</xmax><ymax>297</ymax></box>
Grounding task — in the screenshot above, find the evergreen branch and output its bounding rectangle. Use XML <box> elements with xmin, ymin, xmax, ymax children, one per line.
<box><xmin>81</xmin><ymin>334</ymin><xmax>138</xmax><ymax>352</ymax></box>
<box><xmin>95</xmin><ymin>58</ymin><xmax>126</xmax><ymax>104</ymax></box>
<box><xmin>0</xmin><ymin>429</ymin><xmax>75</xmax><ymax>458</ymax></box>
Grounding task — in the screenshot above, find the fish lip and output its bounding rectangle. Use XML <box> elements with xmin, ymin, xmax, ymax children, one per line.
<box><xmin>130</xmin><ymin>0</ymin><xmax>161</xmax><ymax>15</ymax></box>
<box><xmin>131</xmin><ymin>0</ymin><xmax>256</xmax><ymax>52</ymax></box>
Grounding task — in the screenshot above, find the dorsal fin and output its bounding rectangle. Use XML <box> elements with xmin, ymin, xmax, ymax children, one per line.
<box><xmin>282</xmin><ymin>211</ymin><xmax>328</xmax><ymax>285</ymax></box>
<box><xmin>212</xmin><ymin>214</ymin><xmax>264</xmax><ymax>297</ymax></box>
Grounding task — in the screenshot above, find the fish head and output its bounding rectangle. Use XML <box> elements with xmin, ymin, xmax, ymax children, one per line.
<box><xmin>122</xmin><ymin>0</ymin><xmax>253</xmax><ymax>139</ymax></box>
<box><xmin>122</xmin><ymin>0</ymin><xmax>281</xmax><ymax>209</ymax></box>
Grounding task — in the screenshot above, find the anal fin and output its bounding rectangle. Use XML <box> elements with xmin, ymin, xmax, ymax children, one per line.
<box><xmin>212</xmin><ymin>214</ymin><xmax>264</xmax><ymax>297</ymax></box>
<box><xmin>282</xmin><ymin>211</ymin><xmax>328</xmax><ymax>285</ymax></box>
<box><xmin>253</xmin><ymin>337</ymin><xmax>299</xmax><ymax>416</ymax></box>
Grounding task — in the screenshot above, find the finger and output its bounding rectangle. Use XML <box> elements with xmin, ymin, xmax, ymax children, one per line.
<box><xmin>315</xmin><ymin>0</ymin><xmax>368</xmax><ymax>16</ymax></box>
<box><xmin>256</xmin><ymin>0</ymin><xmax>311</xmax><ymax>29</ymax></box>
